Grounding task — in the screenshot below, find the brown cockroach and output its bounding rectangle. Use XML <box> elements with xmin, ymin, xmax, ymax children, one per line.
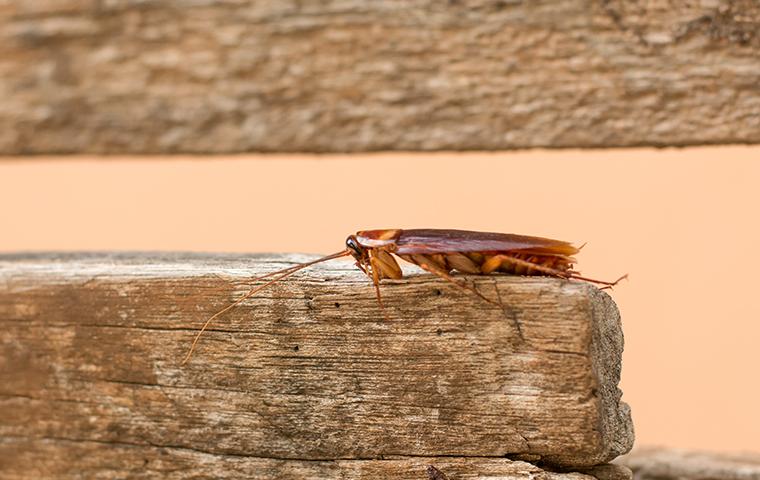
<box><xmin>182</xmin><ymin>229</ymin><xmax>625</xmax><ymax>363</ymax></box>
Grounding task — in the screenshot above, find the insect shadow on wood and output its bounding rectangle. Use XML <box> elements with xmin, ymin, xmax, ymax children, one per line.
<box><xmin>182</xmin><ymin>229</ymin><xmax>626</xmax><ymax>364</ymax></box>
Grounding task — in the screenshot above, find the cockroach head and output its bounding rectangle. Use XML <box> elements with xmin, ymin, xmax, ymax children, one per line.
<box><xmin>345</xmin><ymin>235</ymin><xmax>364</xmax><ymax>261</ymax></box>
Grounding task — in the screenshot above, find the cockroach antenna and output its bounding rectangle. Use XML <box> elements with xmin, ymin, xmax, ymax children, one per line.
<box><xmin>182</xmin><ymin>250</ymin><xmax>350</xmax><ymax>364</ymax></box>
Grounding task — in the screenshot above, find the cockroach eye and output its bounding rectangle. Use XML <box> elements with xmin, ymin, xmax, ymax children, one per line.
<box><xmin>345</xmin><ymin>235</ymin><xmax>362</xmax><ymax>259</ymax></box>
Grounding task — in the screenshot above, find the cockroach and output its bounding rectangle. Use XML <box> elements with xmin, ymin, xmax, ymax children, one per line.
<box><xmin>182</xmin><ymin>229</ymin><xmax>624</xmax><ymax>364</ymax></box>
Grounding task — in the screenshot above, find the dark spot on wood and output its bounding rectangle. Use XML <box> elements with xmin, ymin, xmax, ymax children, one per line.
<box><xmin>334</xmin><ymin>302</ymin><xmax>341</xmax><ymax>308</ymax></box>
<box><xmin>293</xmin><ymin>345</ymin><xmax>299</xmax><ymax>352</ymax></box>
<box><xmin>434</xmin><ymin>289</ymin><xmax>442</xmax><ymax>296</ymax></box>
<box><xmin>436</xmin><ymin>328</ymin><xmax>443</xmax><ymax>336</ymax></box>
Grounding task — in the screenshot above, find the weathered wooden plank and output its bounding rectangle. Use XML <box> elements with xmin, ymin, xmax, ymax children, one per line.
<box><xmin>0</xmin><ymin>253</ymin><xmax>633</xmax><ymax>471</ymax></box>
<box><xmin>0</xmin><ymin>438</ymin><xmax>632</xmax><ymax>480</ymax></box>
<box><xmin>618</xmin><ymin>447</ymin><xmax>760</xmax><ymax>480</ymax></box>
<box><xmin>1</xmin><ymin>1</ymin><xmax>759</xmax><ymax>154</ymax></box>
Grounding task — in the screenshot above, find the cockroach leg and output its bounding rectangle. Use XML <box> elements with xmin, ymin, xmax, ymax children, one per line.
<box><xmin>485</xmin><ymin>254</ymin><xmax>572</xmax><ymax>279</ymax></box>
<box><xmin>445</xmin><ymin>252</ymin><xmax>481</xmax><ymax>275</ymax></box>
<box><xmin>413</xmin><ymin>258</ymin><xmax>498</xmax><ymax>307</ymax></box>
<box><xmin>494</xmin><ymin>254</ymin><xmax>627</xmax><ymax>289</ymax></box>
<box><xmin>493</xmin><ymin>279</ymin><xmax>524</xmax><ymax>341</ymax></box>
<box><xmin>575</xmin><ymin>273</ymin><xmax>628</xmax><ymax>289</ymax></box>
<box><xmin>373</xmin><ymin>249</ymin><xmax>403</xmax><ymax>280</ymax></box>
<box><xmin>368</xmin><ymin>256</ymin><xmax>391</xmax><ymax>321</ymax></box>
<box><xmin>355</xmin><ymin>261</ymin><xmax>368</xmax><ymax>275</ymax></box>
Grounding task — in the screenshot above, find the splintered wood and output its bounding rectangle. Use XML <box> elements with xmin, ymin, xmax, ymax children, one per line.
<box><xmin>0</xmin><ymin>253</ymin><xmax>634</xmax><ymax>478</ymax></box>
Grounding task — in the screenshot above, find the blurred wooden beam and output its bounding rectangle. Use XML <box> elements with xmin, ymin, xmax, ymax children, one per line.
<box><xmin>1</xmin><ymin>1</ymin><xmax>758</xmax><ymax>154</ymax></box>
<box><xmin>0</xmin><ymin>253</ymin><xmax>633</xmax><ymax>476</ymax></box>
<box><xmin>618</xmin><ymin>448</ymin><xmax>760</xmax><ymax>480</ymax></box>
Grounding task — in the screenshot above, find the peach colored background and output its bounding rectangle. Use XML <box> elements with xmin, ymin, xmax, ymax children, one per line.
<box><xmin>2</xmin><ymin>147</ymin><xmax>759</xmax><ymax>452</ymax></box>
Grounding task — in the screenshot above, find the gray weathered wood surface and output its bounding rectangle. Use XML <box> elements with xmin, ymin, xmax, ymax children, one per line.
<box><xmin>0</xmin><ymin>253</ymin><xmax>633</xmax><ymax>476</ymax></box>
<box><xmin>618</xmin><ymin>447</ymin><xmax>760</xmax><ymax>480</ymax></box>
<box><xmin>1</xmin><ymin>1</ymin><xmax>759</xmax><ymax>154</ymax></box>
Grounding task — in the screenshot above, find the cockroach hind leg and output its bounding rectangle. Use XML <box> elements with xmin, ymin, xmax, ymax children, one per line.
<box><xmin>416</xmin><ymin>260</ymin><xmax>499</xmax><ymax>308</ymax></box>
<box><xmin>492</xmin><ymin>254</ymin><xmax>572</xmax><ymax>280</ymax></box>
<box><xmin>464</xmin><ymin>277</ymin><xmax>504</xmax><ymax>309</ymax></box>
<box><xmin>599</xmin><ymin>273</ymin><xmax>628</xmax><ymax>290</ymax></box>
<box><xmin>493</xmin><ymin>279</ymin><xmax>525</xmax><ymax>342</ymax></box>
<box><xmin>571</xmin><ymin>272</ymin><xmax>628</xmax><ymax>290</ymax></box>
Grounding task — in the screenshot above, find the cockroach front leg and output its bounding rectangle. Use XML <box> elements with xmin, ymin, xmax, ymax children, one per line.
<box><xmin>355</xmin><ymin>261</ymin><xmax>368</xmax><ymax>275</ymax></box>
<box><xmin>368</xmin><ymin>256</ymin><xmax>391</xmax><ymax>321</ymax></box>
<box><xmin>373</xmin><ymin>249</ymin><xmax>403</xmax><ymax>280</ymax></box>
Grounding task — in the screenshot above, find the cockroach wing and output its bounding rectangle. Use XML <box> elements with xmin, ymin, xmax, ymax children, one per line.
<box><xmin>394</xmin><ymin>229</ymin><xmax>579</xmax><ymax>256</ymax></box>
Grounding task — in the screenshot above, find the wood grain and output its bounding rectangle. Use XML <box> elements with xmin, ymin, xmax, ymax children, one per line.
<box><xmin>1</xmin><ymin>1</ymin><xmax>759</xmax><ymax>154</ymax></box>
<box><xmin>0</xmin><ymin>253</ymin><xmax>633</xmax><ymax>475</ymax></box>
